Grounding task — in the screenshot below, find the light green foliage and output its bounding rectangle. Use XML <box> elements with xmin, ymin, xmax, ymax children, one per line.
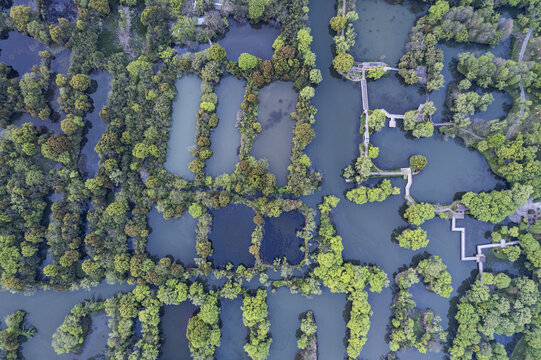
<box><xmin>126</xmin><ymin>57</ymin><xmax>152</xmax><ymax>77</ymax></box>
<box><xmin>170</xmin><ymin>0</ymin><xmax>184</xmax><ymax>14</ymax></box>
<box><xmin>367</xmin><ymin>66</ymin><xmax>386</xmax><ymax>80</ymax></box>
<box><xmin>248</xmin><ymin>0</ymin><xmax>266</xmax><ymax>20</ymax></box>
<box><xmin>106</xmin><ymin>200</ymin><xmax>129</xmax><ymax>217</ymax></box>
<box><xmin>189</xmin><ymin>203</ymin><xmax>203</xmax><ymax>218</ymax></box>
<box><xmin>157</xmin><ymin>279</ymin><xmax>188</xmax><ymax>305</ymax></box>
<box><xmin>296</xmin><ymin>311</ymin><xmax>317</xmax><ymax>351</ymax></box>
<box><xmin>346</xmin><ymin>180</ymin><xmax>400</xmax><ymax>205</ymax></box>
<box><xmin>428</xmin><ymin>0</ymin><xmax>450</xmax><ymax>20</ymax></box>
<box><xmin>309</xmin><ymin>69</ymin><xmax>322</xmax><ymax>84</ymax></box>
<box><xmin>417</xmin><ymin>256</ymin><xmax>453</xmax><ymax>297</ymax></box>
<box><xmin>69</xmin><ymin>74</ymin><xmax>91</xmax><ymax>92</ymax></box>
<box><xmin>409</xmin><ymin>155</ymin><xmax>427</xmax><ymax>171</ymax></box>
<box><xmin>461</xmin><ymin>190</ymin><xmax>516</xmax><ymax>224</ymax></box>
<box><xmin>330</xmin><ymin>16</ymin><xmax>347</xmax><ymax>32</ymax></box>
<box><xmin>53</xmin><ymin>301</ymin><xmax>103</xmax><ymax>354</ymax></box>
<box><xmin>242</xmin><ymin>289</ymin><xmax>272</xmax><ymax>360</ymax></box>
<box><xmin>403</xmin><ymin>203</ymin><xmax>435</xmax><ymax>225</ymax></box>
<box><xmin>457</xmin><ymin>52</ymin><xmax>534</xmax><ymax>90</ymax></box>
<box><xmin>333</xmin><ymin>53</ymin><xmax>354</xmax><ymax>73</ymax></box>
<box><xmin>450</xmin><ymin>277</ymin><xmax>540</xmax><ymax>358</ymax></box>
<box><xmin>186</xmin><ymin>295</ymin><xmax>221</xmax><ymax>358</ymax></box>
<box><xmin>397</xmin><ymin>228</ymin><xmax>429</xmax><ymax>250</ymax></box>
<box><xmin>238</xmin><ymin>53</ymin><xmax>258</xmax><ymax>70</ymax></box>
<box><xmin>208</xmin><ymin>44</ymin><xmax>226</xmax><ymax>62</ymax></box>
<box><xmin>297</xmin><ymin>28</ymin><xmax>313</xmax><ymax>54</ymax></box>
<box><xmin>10</xmin><ymin>6</ymin><xmax>31</xmax><ymax>32</ymax></box>
<box><xmin>88</xmin><ymin>0</ymin><xmax>110</xmax><ymax>15</ymax></box>
<box><xmin>368</xmin><ymin>110</ymin><xmax>386</xmax><ymax>132</ymax></box>
<box><xmin>300</xmin><ymin>86</ymin><xmax>315</xmax><ymax>99</ymax></box>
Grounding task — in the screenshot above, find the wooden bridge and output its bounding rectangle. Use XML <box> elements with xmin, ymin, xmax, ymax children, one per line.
<box><xmin>450</xmin><ymin>207</ymin><xmax>518</xmax><ymax>282</ymax></box>
<box><xmin>361</xmin><ymin>70</ymin><xmax>370</xmax><ymax>156</ymax></box>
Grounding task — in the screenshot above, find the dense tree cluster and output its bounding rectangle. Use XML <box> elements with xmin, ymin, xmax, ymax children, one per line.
<box><xmin>346</xmin><ymin>179</ymin><xmax>400</xmax><ymax>205</ymax></box>
<box><xmin>242</xmin><ymin>289</ymin><xmax>272</xmax><ymax>360</ymax></box>
<box><xmin>449</xmin><ymin>277</ymin><xmax>540</xmax><ymax>359</ymax></box>
<box><xmin>398</xmin><ymin>2</ymin><xmax>512</xmax><ymax>90</ymax></box>
<box><xmin>461</xmin><ymin>190</ymin><xmax>517</xmax><ymax>223</ymax></box>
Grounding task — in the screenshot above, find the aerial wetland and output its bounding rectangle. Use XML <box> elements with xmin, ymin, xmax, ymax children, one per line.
<box><xmin>0</xmin><ymin>0</ymin><xmax>539</xmax><ymax>360</ymax></box>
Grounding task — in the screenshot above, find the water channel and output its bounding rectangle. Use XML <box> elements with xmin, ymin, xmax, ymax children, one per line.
<box><xmin>80</xmin><ymin>71</ymin><xmax>113</xmax><ymax>178</ymax></box>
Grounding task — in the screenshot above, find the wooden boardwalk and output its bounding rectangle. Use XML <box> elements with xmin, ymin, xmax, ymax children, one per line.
<box><xmin>451</xmin><ymin>213</ymin><xmax>518</xmax><ymax>282</ymax></box>
<box><xmin>369</xmin><ymin>168</ymin><xmax>413</xmax><ymax>204</ymax></box>
<box><xmin>361</xmin><ymin>70</ymin><xmax>370</xmax><ymax>156</ymax></box>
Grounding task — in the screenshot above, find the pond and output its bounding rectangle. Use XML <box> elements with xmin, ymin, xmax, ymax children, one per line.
<box><xmin>261</xmin><ymin>212</ymin><xmax>305</xmax><ymax>264</ymax></box>
<box><xmin>147</xmin><ymin>207</ymin><xmax>198</xmax><ymax>266</ymax></box>
<box><xmin>351</xmin><ymin>0</ymin><xmax>428</xmax><ymax>66</ymax></box>
<box><xmin>266</xmin><ymin>287</ymin><xmax>347</xmax><ymax>360</ymax></box>
<box><xmin>472</xmin><ymin>91</ymin><xmax>513</xmax><ymax>122</ymax></box>
<box><xmin>371</xmin><ymin>129</ymin><xmax>503</xmax><ymax>204</ymax></box>
<box><xmin>251</xmin><ymin>81</ymin><xmax>297</xmax><ymax>186</ymax></box>
<box><xmin>219</xmin><ymin>19</ymin><xmax>280</xmax><ymax>60</ymax></box>
<box><xmin>175</xmin><ymin>18</ymin><xmax>280</xmax><ymax>60</ymax></box>
<box><xmin>164</xmin><ymin>75</ymin><xmax>202</xmax><ymax>181</ymax></box>
<box><xmin>215</xmin><ymin>298</ymin><xmax>248</xmax><ymax>360</ymax></box>
<box><xmin>0</xmin><ymin>31</ymin><xmax>44</xmax><ymax>76</ymax></box>
<box><xmin>69</xmin><ymin>313</ymin><xmax>109</xmax><ymax>359</ymax></box>
<box><xmin>0</xmin><ymin>282</ymin><xmax>133</xmax><ymax>360</ymax></box>
<box><xmin>206</xmin><ymin>76</ymin><xmax>245</xmax><ymax>177</ymax></box>
<box><xmin>80</xmin><ymin>71</ymin><xmax>113</xmax><ymax>177</ymax></box>
<box><xmin>159</xmin><ymin>302</ymin><xmax>197</xmax><ymax>360</ymax></box>
<box><xmin>210</xmin><ymin>204</ymin><xmax>255</xmax><ymax>267</ymax></box>
<box><xmin>367</xmin><ymin>75</ymin><xmax>426</xmax><ymax>115</ymax></box>
<box><xmin>431</xmin><ymin>33</ymin><xmax>513</xmax><ymax>123</ymax></box>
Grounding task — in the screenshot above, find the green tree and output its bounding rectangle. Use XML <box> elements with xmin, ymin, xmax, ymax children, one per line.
<box><xmin>397</xmin><ymin>228</ymin><xmax>429</xmax><ymax>250</ymax></box>
<box><xmin>238</xmin><ymin>53</ymin><xmax>258</xmax><ymax>71</ymax></box>
<box><xmin>89</xmin><ymin>0</ymin><xmax>110</xmax><ymax>14</ymax></box>
<box><xmin>461</xmin><ymin>191</ymin><xmax>516</xmax><ymax>224</ymax></box>
<box><xmin>333</xmin><ymin>53</ymin><xmax>354</xmax><ymax>73</ymax></box>
<box><xmin>208</xmin><ymin>44</ymin><xmax>226</xmax><ymax>62</ymax></box>
<box><xmin>330</xmin><ymin>16</ymin><xmax>347</xmax><ymax>32</ymax></box>
<box><xmin>403</xmin><ymin>203</ymin><xmax>435</xmax><ymax>225</ymax></box>
<box><xmin>69</xmin><ymin>74</ymin><xmax>91</xmax><ymax>92</ymax></box>
<box><xmin>248</xmin><ymin>0</ymin><xmax>266</xmax><ymax>20</ymax></box>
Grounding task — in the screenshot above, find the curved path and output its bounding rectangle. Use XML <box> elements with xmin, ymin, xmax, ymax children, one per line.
<box><xmin>506</xmin><ymin>27</ymin><xmax>532</xmax><ymax>139</ymax></box>
<box><xmin>433</xmin><ymin>122</ymin><xmax>487</xmax><ymax>140</ymax></box>
<box><xmin>369</xmin><ymin>168</ymin><xmax>414</xmax><ymax>204</ymax></box>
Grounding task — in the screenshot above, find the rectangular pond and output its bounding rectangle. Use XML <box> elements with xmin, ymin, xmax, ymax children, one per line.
<box><xmin>206</xmin><ymin>76</ymin><xmax>245</xmax><ymax>177</ymax></box>
<box><xmin>251</xmin><ymin>81</ymin><xmax>297</xmax><ymax>186</ymax></box>
<box><xmin>147</xmin><ymin>207</ymin><xmax>197</xmax><ymax>266</ymax></box>
<box><xmin>164</xmin><ymin>75</ymin><xmax>202</xmax><ymax>181</ymax></box>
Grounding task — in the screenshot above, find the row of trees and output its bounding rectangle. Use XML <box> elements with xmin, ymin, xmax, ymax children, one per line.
<box><xmin>0</xmin><ymin>310</ymin><xmax>35</xmax><ymax>359</ymax></box>
<box><xmin>449</xmin><ymin>276</ymin><xmax>540</xmax><ymax>359</ymax></box>
<box><xmin>345</xmin><ymin>179</ymin><xmax>401</xmax><ymax>205</ymax></box>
